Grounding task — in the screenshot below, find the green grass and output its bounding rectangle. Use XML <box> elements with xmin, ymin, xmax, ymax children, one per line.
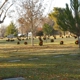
<box><xmin>0</xmin><ymin>35</ymin><xmax>78</xmax><ymax>45</ymax></box>
<box><xmin>0</xmin><ymin>36</ymin><xmax>79</xmax><ymax>80</ymax></box>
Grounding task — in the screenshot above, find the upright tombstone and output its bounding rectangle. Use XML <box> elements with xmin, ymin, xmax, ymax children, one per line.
<box><xmin>7</xmin><ymin>34</ymin><xmax>14</xmax><ymax>41</ymax></box>
<box><xmin>3</xmin><ymin>77</ymin><xmax>25</xmax><ymax>80</ymax></box>
<box><xmin>7</xmin><ymin>34</ymin><xmax>14</xmax><ymax>39</ymax></box>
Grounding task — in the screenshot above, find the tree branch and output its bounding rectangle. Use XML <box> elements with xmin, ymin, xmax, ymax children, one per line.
<box><xmin>0</xmin><ymin>3</ymin><xmax>13</xmax><ymax>23</ymax></box>
<box><xmin>0</xmin><ymin>0</ymin><xmax>8</xmax><ymax>9</ymax></box>
<box><xmin>0</xmin><ymin>10</ymin><xmax>3</xmax><ymax>17</ymax></box>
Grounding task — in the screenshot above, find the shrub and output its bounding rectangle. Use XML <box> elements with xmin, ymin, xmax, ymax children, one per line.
<box><xmin>11</xmin><ymin>39</ymin><xmax>15</xmax><ymax>41</ymax></box>
<box><xmin>62</xmin><ymin>36</ymin><xmax>63</xmax><ymax>38</ymax></box>
<box><xmin>74</xmin><ymin>36</ymin><xmax>77</xmax><ymax>39</ymax></box>
<box><xmin>6</xmin><ymin>39</ymin><xmax>10</xmax><ymax>41</ymax></box>
<box><xmin>17</xmin><ymin>42</ymin><xmax>20</xmax><ymax>44</ymax></box>
<box><xmin>17</xmin><ymin>37</ymin><xmax>21</xmax><ymax>41</ymax></box>
<box><xmin>39</xmin><ymin>41</ymin><xmax>43</xmax><ymax>46</ymax></box>
<box><xmin>22</xmin><ymin>39</ymin><xmax>24</xmax><ymax>40</ymax></box>
<box><xmin>60</xmin><ymin>35</ymin><xmax>62</xmax><ymax>37</ymax></box>
<box><xmin>75</xmin><ymin>40</ymin><xmax>78</xmax><ymax>44</ymax></box>
<box><xmin>43</xmin><ymin>37</ymin><xmax>46</xmax><ymax>40</ymax></box>
<box><xmin>60</xmin><ymin>41</ymin><xmax>64</xmax><ymax>45</ymax></box>
<box><xmin>24</xmin><ymin>42</ymin><xmax>27</xmax><ymax>45</ymax></box>
<box><xmin>39</xmin><ymin>37</ymin><xmax>43</xmax><ymax>46</ymax></box>
<box><xmin>51</xmin><ymin>39</ymin><xmax>54</xmax><ymax>42</ymax></box>
<box><xmin>53</xmin><ymin>36</ymin><xmax>56</xmax><ymax>39</ymax></box>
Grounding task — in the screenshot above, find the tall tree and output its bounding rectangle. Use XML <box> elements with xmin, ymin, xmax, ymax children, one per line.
<box><xmin>49</xmin><ymin>0</ymin><xmax>80</xmax><ymax>48</ymax></box>
<box><xmin>49</xmin><ymin>8</ymin><xmax>64</xmax><ymax>35</ymax></box>
<box><xmin>49</xmin><ymin>8</ymin><xmax>60</xmax><ymax>30</ymax></box>
<box><xmin>16</xmin><ymin>0</ymin><xmax>45</xmax><ymax>46</ymax></box>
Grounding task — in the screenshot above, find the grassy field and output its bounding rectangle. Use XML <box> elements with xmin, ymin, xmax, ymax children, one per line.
<box><xmin>0</xmin><ymin>36</ymin><xmax>80</xmax><ymax>80</ymax></box>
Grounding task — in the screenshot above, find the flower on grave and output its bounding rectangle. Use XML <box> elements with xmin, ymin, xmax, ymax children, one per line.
<box><xmin>43</xmin><ymin>37</ymin><xmax>46</xmax><ymax>40</ymax></box>
<box><xmin>60</xmin><ymin>41</ymin><xmax>64</xmax><ymax>45</ymax></box>
<box><xmin>75</xmin><ymin>40</ymin><xmax>78</xmax><ymax>44</ymax></box>
<box><xmin>6</xmin><ymin>38</ymin><xmax>10</xmax><ymax>41</ymax></box>
<box><xmin>62</xmin><ymin>36</ymin><xmax>63</xmax><ymax>38</ymax></box>
<box><xmin>17</xmin><ymin>41</ymin><xmax>20</xmax><ymax>44</ymax></box>
<box><xmin>24</xmin><ymin>42</ymin><xmax>27</xmax><ymax>45</ymax></box>
<box><xmin>39</xmin><ymin>41</ymin><xmax>43</xmax><ymax>46</ymax></box>
<box><xmin>39</xmin><ymin>37</ymin><xmax>43</xmax><ymax>46</ymax></box>
<box><xmin>51</xmin><ymin>39</ymin><xmax>54</xmax><ymax>42</ymax></box>
<box><xmin>66</xmin><ymin>36</ymin><xmax>67</xmax><ymax>38</ymax></box>
<box><xmin>74</xmin><ymin>36</ymin><xmax>77</xmax><ymax>39</ymax></box>
<box><xmin>22</xmin><ymin>38</ymin><xmax>24</xmax><ymax>40</ymax></box>
<box><xmin>53</xmin><ymin>36</ymin><xmax>56</xmax><ymax>39</ymax></box>
<box><xmin>11</xmin><ymin>39</ymin><xmax>15</xmax><ymax>41</ymax></box>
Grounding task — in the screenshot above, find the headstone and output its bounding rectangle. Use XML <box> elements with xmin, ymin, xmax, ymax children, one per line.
<box><xmin>7</xmin><ymin>34</ymin><xmax>14</xmax><ymax>39</ymax></box>
<box><xmin>54</xmin><ymin>55</ymin><xmax>64</xmax><ymax>58</ymax></box>
<box><xmin>3</xmin><ymin>77</ymin><xmax>25</xmax><ymax>80</ymax></box>
<box><xmin>28</xmin><ymin>58</ymin><xmax>39</xmax><ymax>60</ymax></box>
<box><xmin>70</xmin><ymin>53</ymin><xmax>78</xmax><ymax>56</ymax></box>
<box><xmin>8</xmin><ymin>60</ymin><xmax>21</xmax><ymax>62</ymax></box>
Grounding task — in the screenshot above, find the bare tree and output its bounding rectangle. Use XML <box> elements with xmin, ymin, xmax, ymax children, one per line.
<box><xmin>0</xmin><ymin>25</ymin><xmax>6</xmax><ymax>37</ymax></box>
<box><xmin>18</xmin><ymin>17</ymin><xmax>31</xmax><ymax>39</ymax></box>
<box><xmin>0</xmin><ymin>0</ymin><xmax>13</xmax><ymax>24</ymax></box>
<box><xmin>16</xmin><ymin>0</ymin><xmax>45</xmax><ymax>46</ymax></box>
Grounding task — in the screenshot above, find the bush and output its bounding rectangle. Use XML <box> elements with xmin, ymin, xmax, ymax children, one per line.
<box><xmin>24</xmin><ymin>42</ymin><xmax>27</xmax><ymax>45</ymax></box>
<box><xmin>60</xmin><ymin>41</ymin><xmax>64</xmax><ymax>45</ymax></box>
<box><xmin>62</xmin><ymin>36</ymin><xmax>63</xmax><ymax>38</ymax></box>
<box><xmin>17</xmin><ymin>42</ymin><xmax>20</xmax><ymax>44</ymax></box>
<box><xmin>36</xmin><ymin>31</ymin><xmax>43</xmax><ymax>36</ymax></box>
<box><xmin>75</xmin><ymin>40</ymin><xmax>78</xmax><ymax>44</ymax></box>
<box><xmin>74</xmin><ymin>36</ymin><xmax>77</xmax><ymax>39</ymax></box>
<box><xmin>53</xmin><ymin>36</ymin><xmax>56</xmax><ymax>39</ymax></box>
<box><xmin>6</xmin><ymin>39</ymin><xmax>10</xmax><ymax>41</ymax></box>
<box><xmin>51</xmin><ymin>39</ymin><xmax>54</xmax><ymax>42</ymax></box>
<box><xmin>39</xmin><ymin>37</ymin><xmax>43</xmax><ymax>46</ymax></box>
<box><xmin>22</xmin><ymin>39</ymin><xmax>24</xmax><ymax>40</ymax></box>
<box><xmin>43</xmin><ymin>37</ymin><xmax>46</xmax><ymax>40</ymax></box>
<box><xmin>11</xmin><ymin>39</ymin><xmax>15</xmax><ymax>41</ymax></box>
<box><xmin>39</xmin><ymin>41</ymin><xmax>43</xmax><ymax>46</ymax></box>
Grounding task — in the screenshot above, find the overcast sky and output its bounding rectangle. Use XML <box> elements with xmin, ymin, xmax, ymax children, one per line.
<box><xmin>44</xmin><ymin>0</ymin><xmax>70</xmax><ymax>15</ymax></box>
<box><xmin>2</xmin><ymin>0</ymin><xmax>70</xmax><ymax>26</ymax></box>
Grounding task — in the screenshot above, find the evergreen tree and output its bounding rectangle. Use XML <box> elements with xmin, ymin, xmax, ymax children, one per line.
<box><xmin>5</xmin><ymin>22</ymin><xmax>17</xmax><ymax>36</ymax></box>
<box><xmin>49</xmin><ymin>0</ymin><xmax>80</xmax><ymax>48</ymax></box>
<box><xmin>43</xmin><ymin>23</ymin><xmax>53</xmax><ymax>36</ymax></box>
<box><xmin>49</xmin><ymin>8</ymin><xmax>61</xmax><ymax>31</ymax></box>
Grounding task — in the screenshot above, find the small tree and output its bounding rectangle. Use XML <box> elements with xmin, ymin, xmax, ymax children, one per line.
<box><xmin>5</xmin><ymin>22</ymin><xmax>17</xmax><ymax>36</ymax></box>
<box><xmin>43</xmin><ymin>23</ymin><xmax>53</xmax><ymax>37</ymax></box>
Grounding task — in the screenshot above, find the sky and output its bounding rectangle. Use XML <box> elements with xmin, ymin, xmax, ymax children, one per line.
<box><xmin>44</xmin><ymin>0</ymin><xmax>70</xmax><ymax>15</ymax></box>
<box><xmin>1</xmin><ymin>0</ymin><xmax>70</xmax><ymax>26</ymax></box>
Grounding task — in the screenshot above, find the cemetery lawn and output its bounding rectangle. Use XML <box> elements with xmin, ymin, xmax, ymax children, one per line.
<box><xmin>0</xmin><ymin>36</ymin><xmax>80</xmax><ymax>80</ymax></box>
<box><xmin>0</xmin><ymin>44</ymin><xmax>79</xmax><ymax>80</ymax></box>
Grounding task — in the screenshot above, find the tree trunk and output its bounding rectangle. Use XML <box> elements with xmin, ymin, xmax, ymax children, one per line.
<box><xmin>78</xmin><ymin>36</ymin><xmax>80</xmax><ymax>48</ymax></box>
<box><xmin>26</xmin><ymin>33</ymin><xmax>28</xmax><ymax>40</ymax></box>
<box><xmin>31</xmin><ymin>31</ymin><xmax>34</xmax><ymax>46</ymax></box>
